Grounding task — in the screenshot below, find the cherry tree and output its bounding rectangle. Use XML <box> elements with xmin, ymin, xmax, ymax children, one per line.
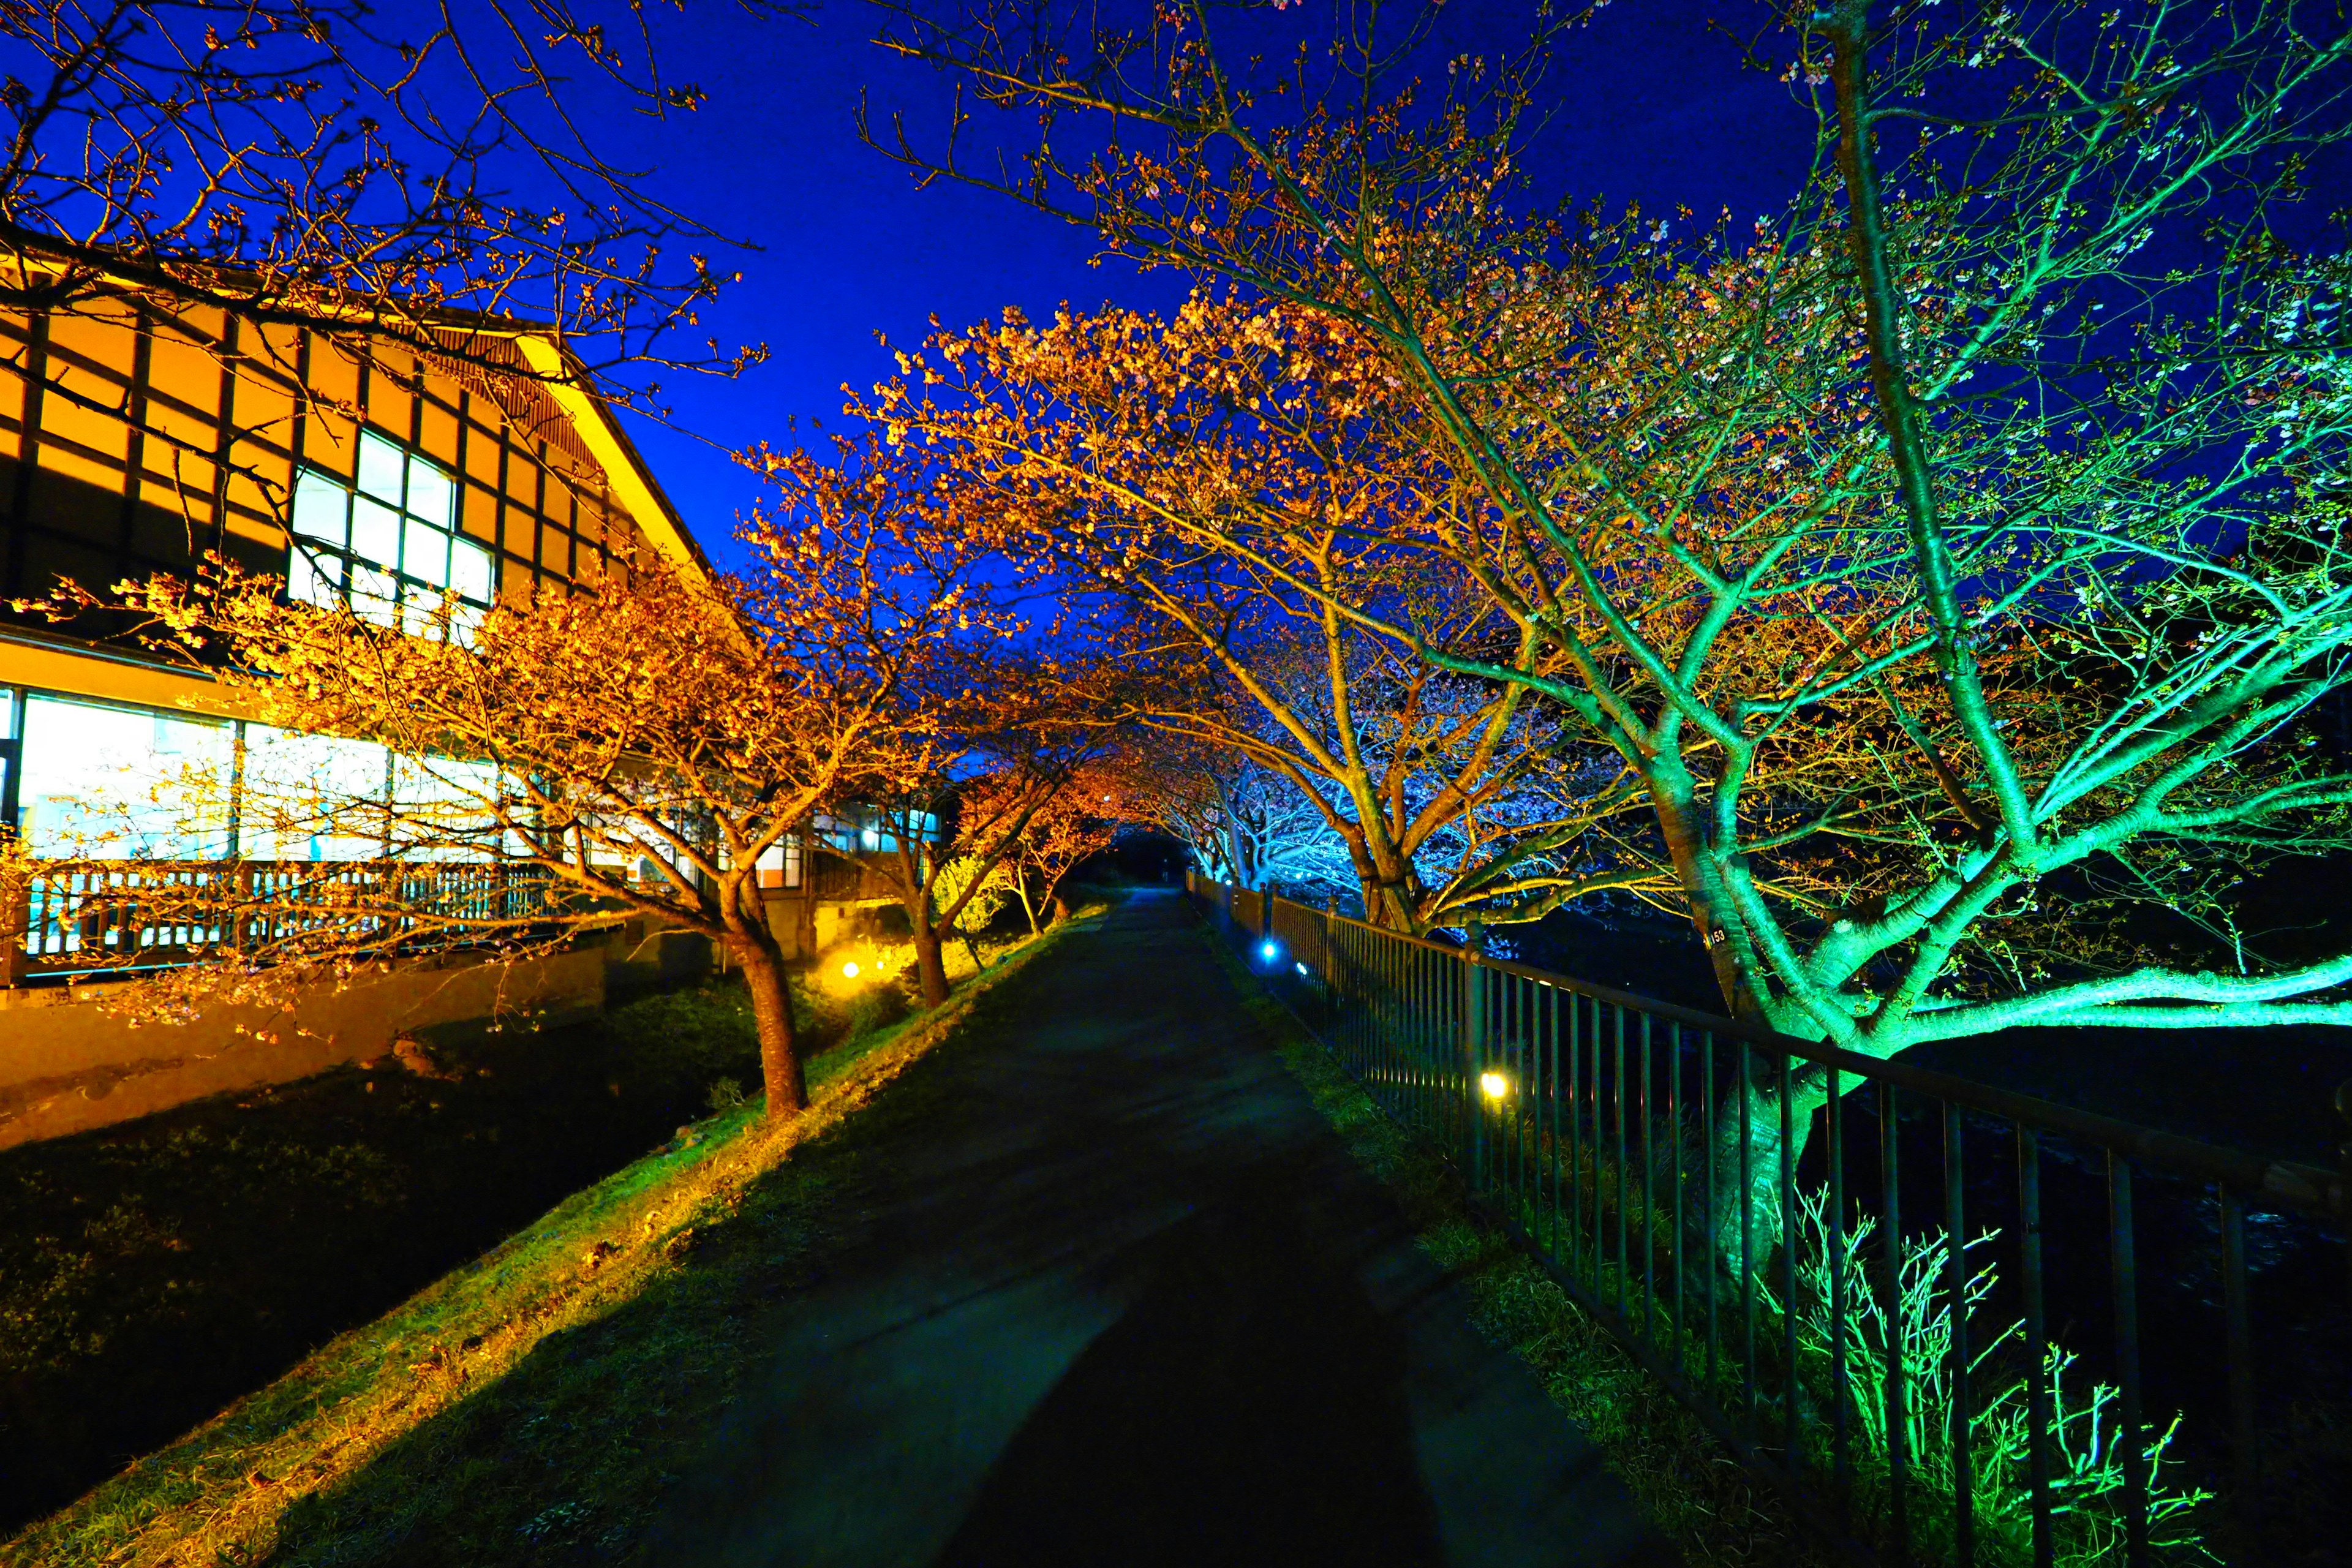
<box><xmin>14</xmin><ymin>434</ymin><xmax>1019</xmax><ymax>1119</ymax></box>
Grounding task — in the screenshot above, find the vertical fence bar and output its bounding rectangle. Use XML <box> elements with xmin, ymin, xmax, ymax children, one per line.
<box><xmin>1741</xmin><ymin>1042</ymin><xmax>1758</xmax><ymax>1438</ymax></box>
<box><xmin>1947</xmin><ymin>1103</ymin><xmax>1976</xmax><ymax>1568</ymax></box>
<box><xmin>2019</xmin><ymin>1126</ymin><xmax>2055</xmax><ymax>1568</ymax></box>
<box><xmin>1464</xmin><ymin>956</ymin><xmax>1485</xmax><ymax>1191</ymax></box>
<box><xmin>1509</xmin><ymin>976</ymin><xmax>1526</xmax><ymax>1214</ymax></box>
<box><xmin>1704</xmin><ymin>1031</ymin><xmax>1719</xmax><ymax>1392</ymax></box>
<box><xmin>1671</xmin><ymin>1020</ymin><xmax>1684</xmax><ymax>1359</ymax></box>
<box><xmin>1548</xmin><ymin>987</ymin><xmax>1563</xmax><ymax>1264</ymax></box>
<box><xmin>1640</xmin><ymin>1010</ymin><xmax>1656</xmax><ymax>1340</ymax></box>
<box><xmin>1827</xmin><ymin>1063</ymin><xmax>1850</xmax><ymax>1512</ymax></box>
<box><xmin>1880</xmin><ymin>1081</ymin><xmax>1908</xmax><ymax>1562</ymax></box>
<box><xmin>1779</xmin><ymin>1049</ymin><xmax>1801</xmax><ymax>1468</ymax></box>
<box><xmin>1615</xmin><ymin>1005</ymin><xmax>1630</xmax><ymax>1324</ymax></box>
<box><xmin>2109</xmin><ymin>1154</ymin><xmax>2149</xmax><ymax>1568</ymax></box>
<box><xmin>1569</xmin><ymin>993</ymin><xmax>1587</xmax><ymax>1286</ymax></box>
<box><xmin>2220</xmin><ymin>1184</ymin><xmax>2261</xmax><ymax>1554</ymax></box>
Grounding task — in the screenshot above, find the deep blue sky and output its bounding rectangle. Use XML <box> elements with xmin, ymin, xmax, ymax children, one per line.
<box><xmin>600</xmin><ymin>0</ymin><xmax>1820</xmax><ymax>573</ymax></box>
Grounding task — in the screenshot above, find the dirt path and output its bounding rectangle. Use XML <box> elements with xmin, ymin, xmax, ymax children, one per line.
<box><xmin>643</xmin><ymin>891</ymin><xmax>1678</xmax><ymax>1567</ymax></box>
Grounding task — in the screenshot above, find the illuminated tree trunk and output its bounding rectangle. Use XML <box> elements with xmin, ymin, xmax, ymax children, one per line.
<box><xmin>728</xmin><ymin>932</ymin><xmax>807</xmax><ymax>1118</ymax></box>
<box><xmin>1216</xmin><ymin>774</ymin><xmax>1256</xmax><ymax>888</ymax></box>
<box><xmin>909</xmin><ymin>897</ymin><xmax>952</xmax><ymax>1008</ymax></box>
<box><xmin>1648</xmin><ymin>765</ymin><xmax>1763</xmax><ymax>1023</ymax></box>
<box><xmin>1706</xmin><ymin>1063</ymin><xmax>1832</xmax><ymax>1278</ymax></box>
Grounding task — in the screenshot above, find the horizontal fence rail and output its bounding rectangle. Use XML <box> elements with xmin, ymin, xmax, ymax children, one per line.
<box><xmin>1191</xmin><ymin>873</ymin><xmax>2350</xmax><ymax>1568</ymax></box>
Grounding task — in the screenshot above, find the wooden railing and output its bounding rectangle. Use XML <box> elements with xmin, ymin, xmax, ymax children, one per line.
<box><xmin>801</xmin><ymin>846</ymin><xmax>898</xmax><ymax>905</ymax></box>
<box><xmin>2</xmin><ymin>858</ymin><xmax>559</xmax><ymax>984</ymax></box>
<box><xmin>5</xmin><ymin>848</ymin><xmax>908</xmax><ymax>986</ymax></box>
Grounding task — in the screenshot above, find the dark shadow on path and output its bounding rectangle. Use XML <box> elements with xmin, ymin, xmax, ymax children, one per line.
<box><xmin>935</xmin><ymin>1169</ymin><xmax>1446</xmax><ymax>1568</ymax></box>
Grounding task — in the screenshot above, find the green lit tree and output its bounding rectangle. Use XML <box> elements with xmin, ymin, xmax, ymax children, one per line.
<box><xmin>865</xmin><ymin>0</ymin><xmax>2352</xmax><ymax>1249</ymax></box>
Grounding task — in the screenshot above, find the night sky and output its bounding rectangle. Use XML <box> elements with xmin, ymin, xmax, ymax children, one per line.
<box><xmin>592</xmin><ymin>0</ymin><xmax>1820</xmax><ymax>573</ymax></box>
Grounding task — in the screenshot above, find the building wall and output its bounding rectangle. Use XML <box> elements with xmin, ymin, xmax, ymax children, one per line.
<box><xmin>0</xmin><ymin>946</ymin><xmax>606</xmax><ymax>1150</ymax></box>
<box><xmin>0</xmin><ymin>295</ymin><xmax>639</xmax><ymax>629</ymax></box>
<box><xmin>0</xmin><ymin>288</ymin><xmax>763</xmax><ymax>1148</ymax></box>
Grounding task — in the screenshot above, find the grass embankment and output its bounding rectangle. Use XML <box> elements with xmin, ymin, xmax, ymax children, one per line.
<box><xmin>4</xmin><ymin>912</ymin><xmax>1087</xmax><ymax>1567</ymax></box>
<box><xmin>1206</xmin><ymin>937</ymin><xmax>1828</xmax><ymax>1568</ymax></box>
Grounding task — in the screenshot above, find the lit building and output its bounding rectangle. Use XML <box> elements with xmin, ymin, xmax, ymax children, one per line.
<box><xmin>0</xmin><ymin>258</ymin><xmax>715</xmax><ymax>878</ymax></box>
<box><xmin>0</xmin><ymin>256</ymin><xmax>813</xmax><ymax>1142</ymax></box>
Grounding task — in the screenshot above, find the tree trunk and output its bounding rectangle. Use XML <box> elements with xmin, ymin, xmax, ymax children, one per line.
<box><xmin>1650</xmin><ymin>772</ymin><xmax>1765</xmax><ymax>1021</ymax></box>
<box><xmin>1050</xmin><ymin>891</ymin><xmax>1071</xmax><ymax>924</ymax></box>
<box><xmin>731</xmin><ymin>934</ymin><xmax>807</xmax><ymax>1118</ymax></box>
<box><xmin>910</xmin><ymin>912</ymin><xmax>951</xmax><ymax>1008</ymax></box>
<box><xmin>1706</xmin><ymin>1061</ymin><xmax>1833</xmax><ymax>1281</ymax></box>
<box><xmin>1017</xmin><ymin>883</ymin><xmax>1040</xmax><ymax>935</ymax></box>
<box><xmin>1218</xmin><ymin>775</ymin><xmax>1254</xmax><ymax>887</ymax></box>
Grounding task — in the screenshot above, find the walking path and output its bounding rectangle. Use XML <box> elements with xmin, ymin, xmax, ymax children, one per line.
<box><xmin>643</xmin><ymin>890</ymin><xmax>1678</xmax><ymax>1567</ymax></box>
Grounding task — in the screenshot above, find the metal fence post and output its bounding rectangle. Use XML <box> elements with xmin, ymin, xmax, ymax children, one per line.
<box><xmin>2338</xmin><ymin>1078</ymin><xmax>2352</xmax><ymax>1305</ymax></box>
<box><xmin>1463</xmin><ymin>949</ymin><xmax>1486</xmax><ymax>1193</ymax></box>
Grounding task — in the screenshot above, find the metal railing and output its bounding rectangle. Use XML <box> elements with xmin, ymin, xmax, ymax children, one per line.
<box><xmin>1190</xmin><ymin>873</ymin><xmax>2350</xmax><ymax>1568</ymax></box>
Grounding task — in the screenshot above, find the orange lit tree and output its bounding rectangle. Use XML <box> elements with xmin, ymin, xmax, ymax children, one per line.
<box><xmin>1004</xmin><ymin>760</ymin><xmax>1124</xmax><ymax>929</ymax></box>
<box><xmin>873</xmin><ymin>293</ymin><xmax>1670</xmax><ymax>935</ymax></box>
<box><xmin>15</xmin><ymin>435</ymin><xmax>1016</xmax><ymax>1119</ymax></box>
<box><xmin>858</xmin><ymin>649</ymin><xmax>1132</xmax><ymax>1004</ymax></box>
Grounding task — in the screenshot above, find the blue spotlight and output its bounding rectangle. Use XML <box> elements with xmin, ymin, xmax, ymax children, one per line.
<box><xmin>1257</xmin><ymin>938</ymin><xmax>1281</xmax><ymax>964</ymax></box>
<box><xmin>1294</xmin><ymin>961</ymin><xmax>1310</xmax><ymax>977</ymax></box>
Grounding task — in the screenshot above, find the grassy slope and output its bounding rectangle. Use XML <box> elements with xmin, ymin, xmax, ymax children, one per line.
<box><xmin>1204</xmin><ymin>937</ymin><xmax>1831</xmax><ymax>1568</ymax></box>
<box><xmin>0</xmin><ymin>982</ymin><xmax>774</xmax><ymax>1531</ymax></box>
<box><xmin>4</xmin><ymin>913</ymin><xmax>1095</xmax><ymax>1568</ymax></box>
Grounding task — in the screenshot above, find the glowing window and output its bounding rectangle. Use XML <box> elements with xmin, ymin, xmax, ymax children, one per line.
<box><xmin>290</xmin><ymin>431</ymin><xmax>496</xmax><ymax>637</ymax></box>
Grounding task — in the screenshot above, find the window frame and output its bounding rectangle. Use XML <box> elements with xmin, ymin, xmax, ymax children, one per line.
<box><xmin>288</xmin><ymin>429</ymin><xmax>496</xmax><ymax>630</ymax></box>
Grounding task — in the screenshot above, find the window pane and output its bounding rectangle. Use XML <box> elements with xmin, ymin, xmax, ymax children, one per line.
<box><xmin>18</xmin><ymin>696</ymin><xmax>234</xmax><ymax>858</ymax></box>
<box><xmin>287</xmin><ymin>545</ymin><xmax>339</xmax><ymax>608</ymax></box>
<box><xmin>241</xmin><ymin>726</ymin><xmax>390</xmax><ymax>861</ymax></box>
<box><xmin>291</xmin><ymin>470</ymin><xmax>348</xmax><ymax>543</ymax></box>
<box><xmin>403</xmin><ymin>517</ymin><xmax>450</xmax><ymax>587</ymax></box>
<box><xmin>400</xmin><ymin>592</ymin><xmax>447</xmax><ymax>640</ymax></box>
<box><xmin>350</xmin><ymin>564</ymin><xmax>398</xmax><ymax>626</ymax></box>
<box><xmin>352</xmin><ymin>496</ymin><xmax>400</xmax><ymax>567</ymax></box>
<box><xmin>450</xmin><ymin>535</ymin><xmax>494</xmax><ymax>602</ymax></box>
<box><xmin>358</xmin><ymin>431</ymin><xmax>405</xmax><ymax>503</ymax></box>
<box><xmin>390</xmin><ymin>755</ymin><xmax>503</xmax><ymax>860</ymax></box>
<box><xmin>405</xmin><ymin>458</ymin><xmax>454</xmax><ymax>528</ymax></box>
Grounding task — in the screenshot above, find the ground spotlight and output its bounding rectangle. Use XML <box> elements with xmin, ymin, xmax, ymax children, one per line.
<box><xmin>1257</xmin><ymin>938</ymin><xmax>1281</xmax><ymax>963</ymax></box>
<box><xmin>1294</xmin><ymin>961</ymin><xmax>1310</xmax><ymax>977</ymax></box>
<box><xmin>841</xmin><ymin>960</ymin><xmax>861</xmax><ymax>980</ymax></box>
<box><xmin>1479</xmin><ymin>1070</ymin><xmax>1510</xmax><ymax>1101</ymax></box>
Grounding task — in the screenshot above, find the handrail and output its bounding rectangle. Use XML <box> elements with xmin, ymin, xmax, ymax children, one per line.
<box><xmin>1193</xmin><ymin>871</ymin><xmax>2351</xmax><ymax>1567</ymax></box>
<box><xmin>1294</xmin><ymin>892</ymin><xmax>2345</xmax><ymax>1223</ymax></box>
